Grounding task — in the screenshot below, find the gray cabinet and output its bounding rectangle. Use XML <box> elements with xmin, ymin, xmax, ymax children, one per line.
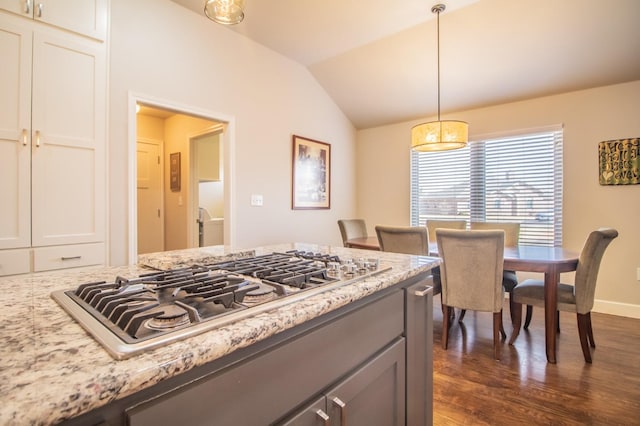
<box><xmin>63</xmin><ymin>273</ymin><xmax>434</xmax><ymax>426</ymax></box>
<box><xmin>281</xmin><ymin>339</ymin><xmax>405</xmax><ymax>426</ymax></box>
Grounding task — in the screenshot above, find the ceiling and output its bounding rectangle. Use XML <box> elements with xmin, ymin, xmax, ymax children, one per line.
<box><xmin>171</xmin><ymin>0</ymin><xmax>640</xmax><ymax>129</ymax></box>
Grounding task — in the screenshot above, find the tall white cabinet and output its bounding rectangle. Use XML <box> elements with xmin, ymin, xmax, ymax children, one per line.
<box><xmin>0</xmin><ymin>0</ymin><xmax>108</xmax><ymax>276</ymax></box>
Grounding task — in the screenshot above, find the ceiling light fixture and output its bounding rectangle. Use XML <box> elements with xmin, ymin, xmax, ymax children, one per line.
<box><xmin>411</xmin><ymin>4</ymin><xmax>468</xmax><ymax>152</ymax></box>
<box><xmin>204</xmin><ymin>0</ymin><xmax>245</xmax><ymax>25</ymax></box>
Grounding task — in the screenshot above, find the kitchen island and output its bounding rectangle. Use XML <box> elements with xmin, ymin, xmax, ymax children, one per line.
<box><xmin>0</xmin><ymin>243</ymin><xmax>438</xmax><ymax>425</ymax></box>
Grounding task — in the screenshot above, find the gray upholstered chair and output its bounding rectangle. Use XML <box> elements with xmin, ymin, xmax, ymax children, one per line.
<box><xmin>437</xmin><ymin>229</ymin><xmax>506</xmax><ymax>360</ymax></box>
<box><xmin>509</xmin><ymin>228</ymin><xmax>618</xmax><ymax>363</ymax></box>
<box><xmin>426</xmin><ymin>219</ymin><xmax>466</xmax><ymax>245</ymax></box>
<box><xmin>375</xmin><ymin>225</ymin><xmax>429</xmax><ymax>255</ymax></box>
<box><xmin>338</xmin><ymin>219</ymin><xmax>367</xmax><ymax>247</ymax></box>
<box><xmin>470</xmin><ymin>222</ymin><xmax>521</xmax><ymax>323</ymax></box>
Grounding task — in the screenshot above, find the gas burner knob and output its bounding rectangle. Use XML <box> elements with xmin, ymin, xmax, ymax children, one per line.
<box><xmin>327</xmin><ymin>261</ymin><xmax>341</xmax><ymax>277</ymax></box>
<box><xmin>367</xmin><ymin>258</ymin><xmax>380</xmax><ymax>270</ymax></box>
<box><xmin>343</xmin><ymin>263</ymin><xmax>357</xmax><ymax>275</ymax></box>
<box><xmin>355</xmin><ymin>258</ymin><xmax>368</xmax><ymax>270</ymax></box>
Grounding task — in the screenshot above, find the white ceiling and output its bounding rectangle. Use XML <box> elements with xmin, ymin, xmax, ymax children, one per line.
<box><xmin>171</xmin><ymin>0</ymin><xmax>640</xmax><ymax>129</ymax></box>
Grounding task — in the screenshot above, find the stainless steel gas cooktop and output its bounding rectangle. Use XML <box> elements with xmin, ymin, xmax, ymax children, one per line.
<box><xmin>52</xmin><ymin>251</ymin><xmax>390</xmax><ymax>359</ymax></box>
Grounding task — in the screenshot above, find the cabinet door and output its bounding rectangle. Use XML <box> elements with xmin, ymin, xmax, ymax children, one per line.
<box><xmin>30</xmin><ymin>30</ymin><xmax>105</xmax><ymax>247</ymax></box>
<box><xmin>0</xmin><ymin>17</ymin><xmax>31</xmax><ymax>250</ymax></box>
<box><xmin>326</xmin><ymin>339</ymin><xmax>405</xmax><ymax>426</ymax></box>
<box><xmin>0</xmin><ymin>0</ymin><xmax>108</xmax><ymax>40</ymax></box>
<box><xmin>279</xmin><ymin>396</ymin><xmax>329</xmax><ymax>426</ymax></box>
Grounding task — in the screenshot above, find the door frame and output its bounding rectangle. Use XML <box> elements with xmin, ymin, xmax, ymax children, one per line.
<box><xmin>127</xmin><ymin>92</ymin><xmax>236</xmax><ymax>264</ymax></box>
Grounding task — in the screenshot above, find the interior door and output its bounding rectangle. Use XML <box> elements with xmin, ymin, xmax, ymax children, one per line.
<box><xmin>137</xmin><ymin>140</ymin><xmax>164</xmax><ymax>254</ymax></box>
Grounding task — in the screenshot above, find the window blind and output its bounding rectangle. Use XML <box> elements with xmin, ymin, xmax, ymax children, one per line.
<box><xmin>410</xmin><ymin>128</ymin><xmax>563</xmax><ymax>246</ymax></box>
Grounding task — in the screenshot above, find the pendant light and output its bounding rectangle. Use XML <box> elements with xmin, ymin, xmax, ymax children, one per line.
<box><xmin>411</xmin><ymin>4</ymin><xmax>468</xmax><ymax>152</ymax></box>
<box><xmin>204</xmin><ymin>0</ymin><xmax>245</xmax><ymax>25</ymax></box>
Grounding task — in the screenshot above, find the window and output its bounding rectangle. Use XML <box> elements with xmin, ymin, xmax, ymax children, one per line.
<box><xmin>410</xmin><ymin>127</ymin><xmax>563</xmax><ymax>246</ymax></box>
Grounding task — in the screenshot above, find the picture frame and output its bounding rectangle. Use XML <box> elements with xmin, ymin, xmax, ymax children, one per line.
<box><xmin>292</xmin><ymin>135</ymin><xmax>331</xmax><ymax>209</ymax></box>
<box><xmin>598</xmin><ymin>138</ymin><xmax>639</xmax><ymax>185</ymax></box>
<box><xmin>170</xmin><ymin>152</ymin><xmax>181</xmax><ymax>191</ymax></box>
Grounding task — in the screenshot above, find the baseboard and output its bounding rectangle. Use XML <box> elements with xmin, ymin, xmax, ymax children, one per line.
<box><xmin>593</xmin><ymin>299</ymin><xmax>640</xmax><ymax>319</ymax></box>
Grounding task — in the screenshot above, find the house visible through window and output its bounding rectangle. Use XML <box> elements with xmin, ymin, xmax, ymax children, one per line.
<box><xmin>410</xmin><ymin>127</ymin><xmax>563</xmax><ymax>247</ymax></box>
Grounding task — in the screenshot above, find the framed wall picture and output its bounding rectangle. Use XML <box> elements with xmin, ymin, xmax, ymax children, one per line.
<box><xmin>170</xmin><ymin>152</ymin><xmax>181</xmax><ymax>191</ymax></box>
<box><xmin>292</xmin><ymin>135</ymin><xmax>331</xmax><ymax>209</ymax></box>
<box><xmin>598</xmin><ymin>138</ymin><xmax>639</xmax><ymax>185</ymax></box>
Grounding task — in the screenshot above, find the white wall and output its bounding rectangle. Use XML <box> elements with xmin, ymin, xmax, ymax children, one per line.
<box><xmin>357</xmin><ymin>80</ymin><xmax>640</xmax><ymax>317</ymax></box>
<box><xmin>108</xmin><ymin>0</ymin><xmax>356</xmax><ymax>265</ymax></box>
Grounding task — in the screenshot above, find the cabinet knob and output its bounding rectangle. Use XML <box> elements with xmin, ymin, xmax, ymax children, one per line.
<box><xmin>22</xmin><ymin>129</ymin><xmax>28</xmax><ymax>146</ymax></box>
<box><xmin>36</xmin><ymin>2</ymin><xmax>43</xmax><ymax>18</ymax></box>
<box><xmin>315</xmin><ymin>409</ymin><xmax>330</xmax><ymax>426</ymax></box>
<box><xmin>332</xmin><ymin>397</ymin><xmax>346</xmax><ymax>425</ymax></box>
<box><xmin>24</xmin><ymin>0</ymin><xmax>31</xmax><ymax>14</ymax></box>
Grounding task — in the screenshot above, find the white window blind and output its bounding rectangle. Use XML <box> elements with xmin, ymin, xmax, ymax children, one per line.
<box><xmin>410</xmin><ymin>128</ymin><xmax>563</xmax><ymax>246</ymax></box>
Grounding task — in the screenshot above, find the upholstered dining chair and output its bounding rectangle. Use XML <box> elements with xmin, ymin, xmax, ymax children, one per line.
<box><xmin>426</xmin><ymin>219</ymin><xmax>466</xmax><ymax>245</ymax></box>
<box><xmin>436</xmin><ymin>229</ymin><xmax>506</xmax><ymax>360</ymax></box>
<box><xmin>338</xmin><ymin>219</ymin><xmax>367</xmax><ymax>247</ymax></box>
<box><xmin>375</xmin><ymin>225</ymin><xmax>429</xmax><ymax>255</ymax></box>
<box><xmin>509</xmin><ymin>228</ymin><xmax>618</xmax><ymax>363</ymax></box>
<box><xmin>470</xmin><ymin>222</ymin><xmax>521</xmax><ymax>323</ymax></box>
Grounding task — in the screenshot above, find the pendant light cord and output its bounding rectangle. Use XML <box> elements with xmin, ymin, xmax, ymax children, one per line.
<box><xmin>436</xmin><ymin>6</ymin><xmax>441</xmax><ymax>122</ymax></box>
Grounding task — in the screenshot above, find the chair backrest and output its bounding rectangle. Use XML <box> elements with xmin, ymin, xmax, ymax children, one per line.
<box><xmin>574</xmin><ymin>228</ymin><xmax>618</xmax><ymax>313</ymax></box>
<box><xmin>426</xmin><ymin>220</ymin><xmax>466</xmax><ymax>245</ymax></box>
<box><xmin>338</xmin><ymin>219</ymin><xmax>367</xmax><ymax>246</ymax></box>
<box><xmin>375</xmin><ymin>225</ymin><xmax>429</xmax><ymax>255</ymax></box>
<box><xmin>470</xmin><ymin>222</ymin><xmax>520</xmax><ymax>247</ymax></box>
<box><xmin>436</xmin><ymin>229</ymin><xmax>505</xmax><ymax>312</ymax></box>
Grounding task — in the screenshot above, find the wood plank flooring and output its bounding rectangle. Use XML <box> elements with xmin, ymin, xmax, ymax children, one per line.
<box><xmin>431</xmin><ymin>299</ymin><xmax>640</xmax><ymax>425</ymax></box>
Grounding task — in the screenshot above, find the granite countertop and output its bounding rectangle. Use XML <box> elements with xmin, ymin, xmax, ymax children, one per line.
<box><xmin>0</xmin><ymin>243</ymin><xmax>439</xmax><ymax>425</ymax></box>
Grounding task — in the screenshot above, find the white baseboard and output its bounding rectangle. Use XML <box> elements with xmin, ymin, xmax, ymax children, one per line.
<box><xmin>593</xmin><ymin>299</ymin><xmax>640</xmax><ymax>319</ymax></box>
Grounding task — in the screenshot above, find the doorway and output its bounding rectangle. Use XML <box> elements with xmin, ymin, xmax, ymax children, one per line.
<box><xmin>129</xmin><ymin>95</ymin><xmax>235</xmax><ymax>263</ymax></box>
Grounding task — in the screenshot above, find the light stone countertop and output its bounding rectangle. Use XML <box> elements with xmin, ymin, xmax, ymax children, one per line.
<box><xmin>0</xmin><ymin>243</ymin><xmax>439</xmax><ymax>425</ymax></box>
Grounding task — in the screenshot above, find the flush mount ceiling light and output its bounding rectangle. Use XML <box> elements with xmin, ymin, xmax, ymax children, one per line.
<box><xmin>204</xmin><ymin>0</ymin><xmax>245</xmax><ymax>25</ymax></box>
<box><xmin>411</xmin><ymin>4</ymin><xmax>468</xmax><ymax>152</ymax></box>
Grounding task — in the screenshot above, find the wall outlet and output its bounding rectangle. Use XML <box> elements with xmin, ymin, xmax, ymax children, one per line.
<box><xmin>251</xmin><ymin>194</ymin><xmax>263</xmax><ymax>206</ymax></box>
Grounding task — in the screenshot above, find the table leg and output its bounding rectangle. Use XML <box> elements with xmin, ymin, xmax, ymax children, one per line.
<box><xmin>544</xmin><ymin>269</ymin><xmax>559</xmax><ymax>363</ymax></box>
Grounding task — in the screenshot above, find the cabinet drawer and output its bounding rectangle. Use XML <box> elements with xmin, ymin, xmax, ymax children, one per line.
<box><xmin>33</xmin><ymin>242</ymin><xmax>104</xmax><ymax>272</ymax></box>
<box><xmin>0</xmin><ymin>249</ymin><xmax>31</xmax><ymax>276</ymax></box>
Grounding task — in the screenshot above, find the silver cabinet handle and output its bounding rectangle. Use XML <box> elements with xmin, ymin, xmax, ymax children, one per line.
<box><xmin>22</xmin><ymin>129</ymin><xmax>28</xmax><ymax>146</ymax></box>
<box><xmin>414</xmin><ymin>286</ymin><xmax>432</xmax><ymax>297</ymax></box>
<box><xmin>36</xmin><ymin>2</ymin><xmax>43</xmax><ymax>18</ymax></box>
<box><xmin>332</xmin><ymin>397</ymin><xmax>346</xmax><ymax>425</ymax></box>
<box><xmin>34</xmin><ymin>130</ymin><xmax>40</xmax><ymax>147</ymax></box>
<box><xmin>61</xmin><ymin>256</ymin><xmax>82</xmax><ymax>261</ymax></box>
<box><xmin>24</xmin><ymin>0</ymin><xmax>31</xmax><ymax>14</ymax></box>
<box><xmin>315</xmin><ymin>409</ymin><xmax>330</xmax><ymax>426</ymax></box>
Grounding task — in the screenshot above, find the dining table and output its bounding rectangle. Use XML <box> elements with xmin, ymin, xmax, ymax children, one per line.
<box><xmin>345</xmin><ymin>236</ymin><xmax>579</xmax><ymax>363</ymax></box>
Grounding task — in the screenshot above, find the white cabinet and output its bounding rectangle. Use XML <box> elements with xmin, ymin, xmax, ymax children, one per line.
<box><xmin>0</xmin><ymin>9</ymin><xmax>106</xmax><ymax>276</ymax></box>
<box><xmin>0</xmin><ymin>0</ymin><xmax>107</xmax><ymax>40</ymax></box>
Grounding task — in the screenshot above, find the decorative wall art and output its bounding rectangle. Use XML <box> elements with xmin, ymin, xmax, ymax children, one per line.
<box><xmin>598</xmin><ymin>138</ymin><xmax>639</xmax><ymax>185</ymax></box>
<box><xmin>170</xmin><ymin>152</ymin><xmax>181</xmax><ymax>191</ymax></box>
<box><xmin>292</xmin><ymin>135</ymin><xmax>331</xmax><ymax>209</ymax></box>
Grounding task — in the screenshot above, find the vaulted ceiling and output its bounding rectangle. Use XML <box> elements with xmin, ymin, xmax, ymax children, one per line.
<box><xmin>171</xmin><ymin>0</ymin><xmax>640</xmax><ymax>129</ymax></box>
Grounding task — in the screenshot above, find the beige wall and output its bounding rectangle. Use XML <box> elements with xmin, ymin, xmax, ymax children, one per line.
<box><xmin>356</xmin><ymin>80</ymin><xmax>640</xmax><ymax>318</ymax></box>
<box><xmin>108</xmin><ymin>0</ymin><xmax>357</xmax><ymax>265</ymax></box>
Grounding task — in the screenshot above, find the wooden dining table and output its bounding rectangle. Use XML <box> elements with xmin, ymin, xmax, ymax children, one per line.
<box><xmin>345</xmin><ymin>236</ymin><xmax>579</xmax><ymax>363</ymax></box>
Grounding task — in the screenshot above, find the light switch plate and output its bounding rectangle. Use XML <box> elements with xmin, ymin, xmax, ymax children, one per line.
<box><xmin>251</xmin><ymin>194</ymin><xmax>263</xmax><ymax>206</ymax></box>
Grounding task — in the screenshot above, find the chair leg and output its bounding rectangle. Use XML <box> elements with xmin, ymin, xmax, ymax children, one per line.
<box><xmin>458</xmin><ymin>309</ymin><xmax>467</xmax><ymax>323</ymax></box>
<box><xmin>557</xmin><ymin>310</ymin><xmax>561</xmax><ymax>333</ymax></box>
<box><xmin>586</xmin><ymin>312</ymin><xmax>596</xmax><ymax>348</ymax></box>
<box><xmin>509</xmin><ymin>302</ymin><xmax>523</xmax><ymax>345</ymax></box>
<box><xmin>493</xmin><ymin>312</ymin><xmax>502</xmax><ymax>360</ymax></box>
<box><xmin>499</xmin><ymin>309</ymin><xmax>507</xmax><ymax>340</ymax></box>
<box><xmin>508</xmin><ymin>290</ymin><xmax>516</xmax><ymax>325</ymax></box>
<box><xmin>524</xmin><ymin>305</ymin><xmax>533</xmax><ymax>329</ymax></box>
<box><xmin>442</xmin><ymin>305</ymin><xmax>451</xmax><ymax>350</ymax></box>
<box><xmin>577</xmin><ymin>313</ymin><xmax>593</xmax><ymax>363</ymax></box>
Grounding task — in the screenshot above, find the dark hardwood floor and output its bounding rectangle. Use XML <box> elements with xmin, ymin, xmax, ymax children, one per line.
<box><xmin>431</xmin><ymin>299</ymin><xmax>640</xmax><ymax>425</ymax></box>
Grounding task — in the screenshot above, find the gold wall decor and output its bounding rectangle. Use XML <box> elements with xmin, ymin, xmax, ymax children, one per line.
<box><xmin>598</xmin><ymin>138</ymin><xmax>639</xmax><ymax>185</ymax></box>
